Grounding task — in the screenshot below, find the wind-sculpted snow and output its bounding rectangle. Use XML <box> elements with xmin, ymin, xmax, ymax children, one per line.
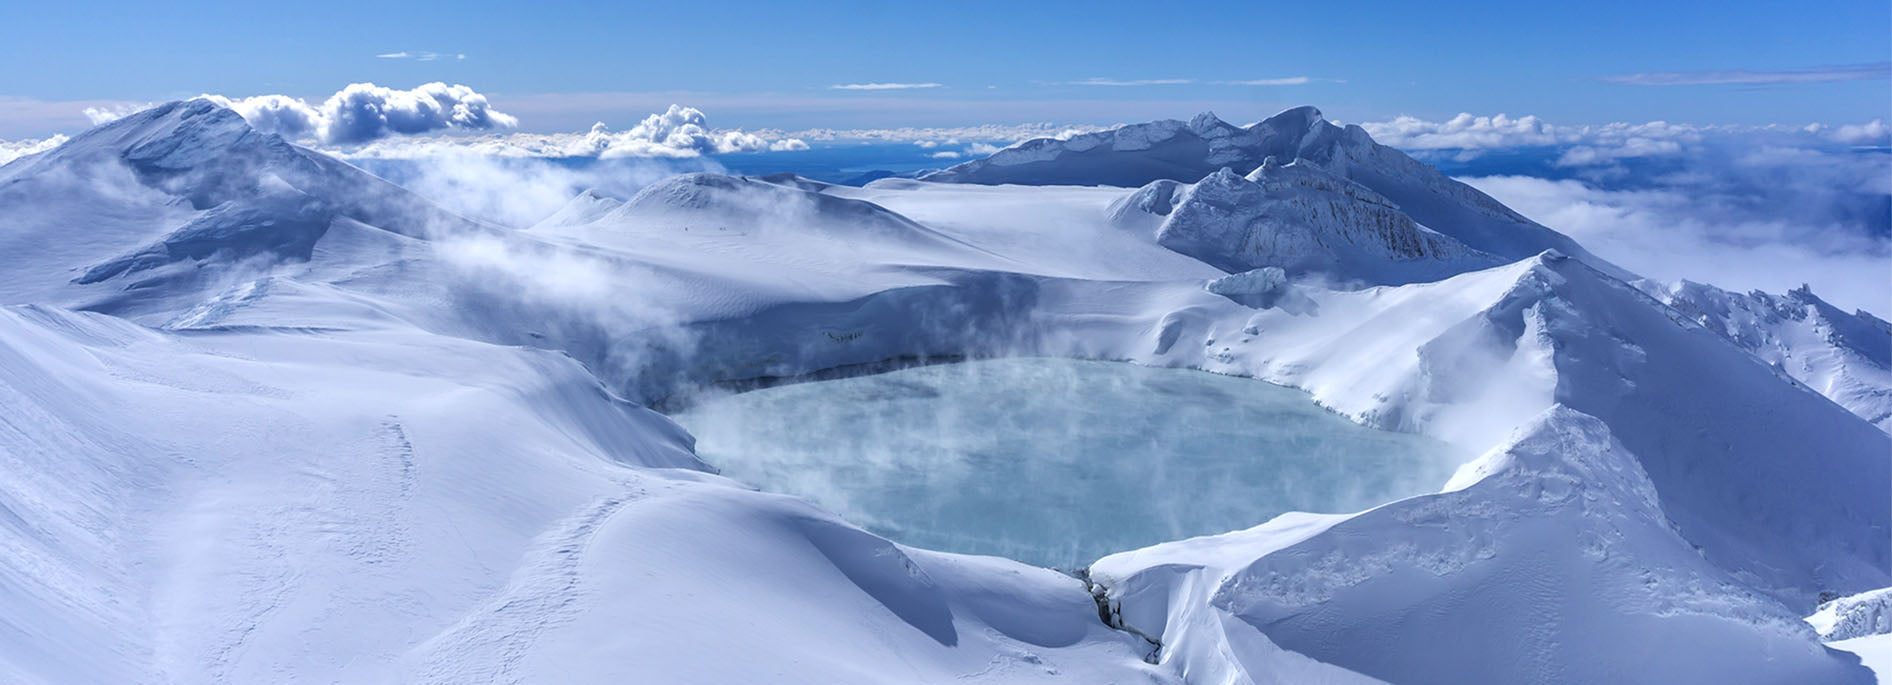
<box><xmin>1653</xmin><ymin>279</ymin><xmax>1892</xmax><ymax>432</ymax></box>
<box><xmin>1091</xmin><ymin>253</ymin><xmax>1889</xmax><ymax>606</ymax></box>
<box><xmin>1810</xmin><ymin>587</ymin><xmax>1892</xmax><ymax>641</ymax></box>
<box><xmin>1119</xmin><ymin>160</ymin><xmax>1498</xmax><ymax>285</ymax></box>
<box><xmin>1092</xmin><ymin>407</ymin><xmax>1872</xmax><ymax>684</ymax></box>
<box><xmin>75</xmin><ymin>190</ymin><xmax>336</xmax><ymax>285</ymax></box>
<box><xmin>0</xmin><ymin>99</ymin><xmax>1884</xmax><ymax>682</ymax></box>
<box><xmin>1203</xmin><ymin>267</ymin><xmax>1317</xmax><ymax>314</ymax></box>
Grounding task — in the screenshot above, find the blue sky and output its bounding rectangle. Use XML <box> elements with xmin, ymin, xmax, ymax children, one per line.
<box><xmin>2</xmin><ymin>0</ymin><xmax>1888</xmax><ymax>136</ymax></box>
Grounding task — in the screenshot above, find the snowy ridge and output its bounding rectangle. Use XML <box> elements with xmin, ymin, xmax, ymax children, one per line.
<box><xmin>527</xmin><ymin>188</ymin><xmax>622</xmax><ymax>230</ymax></box>
<box><xmin>927</xmin><ymin>105</ymin><xmax>1610</xmax><ymax>267</ymax></box>
<box><xmin>1092</xmin><ymin>406</ymin><xmax>1862</xmax><ymax>684</ymax></box>
<box><xmin>1652</xmin><ymin>279</ymin><xmax>1892</xmax><ymax>432</ymax></box>
<box><xmin>1810</xmin><ymin>587</ymin><xmax>1892</xmax><ymax>641</ymax></box>
<box><xmin>1113</xmin><ymin>159</ymin><xmax>1499</xmax><ymax>285</ymax></box>
<box><xmin>0</xmin><ymin>99</ymin><xmax>1883</xmax><ymax>682</ymax></box>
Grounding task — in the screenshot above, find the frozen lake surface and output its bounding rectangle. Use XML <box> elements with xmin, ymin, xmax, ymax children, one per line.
<box><xmin>671</xmin><ymin>358</ymin><xmax>1465</xmax><ymax>569</ymax></box>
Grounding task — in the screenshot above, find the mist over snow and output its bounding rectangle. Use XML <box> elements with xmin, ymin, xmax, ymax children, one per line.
<box><xmin>0</xmin><ymin>91</ymin><xmax>1886</xmax><ymax>683</ymax></box>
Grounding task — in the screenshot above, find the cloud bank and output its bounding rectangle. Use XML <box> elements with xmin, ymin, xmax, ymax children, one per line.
<box><xmin>1359</xmin><ymin>112</ymin><xmax>1891</xmax><ymax>155</ymax></box>
<box><xmin>1600</xmin><ymin>62</ymin><xmax>1891</xmax><ymax>87</ymax></box>
<box><xmin>199</xmin><ymin>82</ymin><xmax>517</xmax><ymax>144</ymax></box>
<box><xmin>1373</xmin><ymin>113</ymin><xmax>1892</xmax><ymax>313</ymax></box>
<box><xmin>333</xmin><ymin>105</ymin><xmax>807</xmax><ymax>159</ymax></box>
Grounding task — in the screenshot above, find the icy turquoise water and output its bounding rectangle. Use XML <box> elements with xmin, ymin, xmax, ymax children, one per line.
<box><xmin>671</xmin><ymin>358</ymin><xmax>1464</xmax><ymax>569</ymax></box>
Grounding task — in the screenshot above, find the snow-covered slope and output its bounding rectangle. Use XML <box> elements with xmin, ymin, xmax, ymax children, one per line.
<box><xmin>0</xmin><ymin>99</ymin><xmax>487</xmax><ymax>320</ymax></box>
<box><xmin>1652</xmin><ymin>280</ymin><xmax>1892</xmax><ymax>432</ymax></box>
<box><xmin>1109</xmin><ymin>159</ymin><xmax>1499</xmax><ymax>285</ymax></box>
<box><xmin>0</xmin><ymin>100</ymin><xmax>1883</xmax><ymax>683</ymax></box>
<box><xmin>1092</xmin><ymin>407</ymin><xmax>1865</xmax><ymax>685</ymax></box>
<box><xmin>0</xmin><ymin>304</ymin><xmax>1164</xmax><ymax>683</ymax></box>
<box><xmin>528</xmin><ymin>188</ymin><xmax>622</xmax><ymax>229</ymax></box>
<box><xmin>927</xmin><ymin>106</ymin><xmax>1607</xmax><ymax>267</ymax></box>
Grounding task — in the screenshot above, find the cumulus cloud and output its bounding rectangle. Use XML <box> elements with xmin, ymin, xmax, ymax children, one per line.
<box><xmin>829</xmin><ymin>82</ymin><xmax>944</xmax><ymax>90</ymax></box>
<box><xmin>1811</xmin><ymin>119</ymin><xmax>1890</xmax><ymax>146</ymax></box>
<box><xmin>0</xmin><ymin>134</ymin><xmax>68</xmax><ymax>166</ymax></box>
<box><xmin>331</xmin><ymin>104</ymin><xmax>806</xmax><ymax>159</ymax></box>
<box><xmin>928</xmin><ymin>150</ymin><xmax>962</xmax><ymax>159</ymax></box>
<box><xmin>199</xmin><ymin>82</ymin><xmax>516</xmax><ymax>145</ymax></box>
<box><xmin>1600</xmin><ymin>62</ymin><xmax>1890</xmax><ymax>86</ymax></box>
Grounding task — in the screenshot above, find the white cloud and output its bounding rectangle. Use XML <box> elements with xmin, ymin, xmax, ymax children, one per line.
<box><xmin>1360</xmin><ymin>113</ymin><xmax>1564</xmax><ymax>149</ymax></box>
<box><xmin>1815</xmin><ymin>119</ymin><xmax>1890</xmax><ymax>146</ymax></box>
<box><xmin>829</xmin><ymin>82</ymin><xmax>944</xmax><ymax>90</ymax></box>
<box><xmin>1460</xmin><ymin>141</ymin><xmax>1892</xmax><ymax>314</ymax></box>
<box><xmin>967</xmin><ymin>142</ymin><xmax>1001</xmax><ymax>155</ymax></box>
<box><xmin>82</xmin><ymin>103</ymin><xmax>154</xmax><ymax>125</ymax></box>
<box><xmin>377</xmin><ymin>51</ymin><xmax>465</xmax><ymax>61</ymax></box>
<box><xmin>1064</xmin><ymin>78</ymin><xmax>1193</xmax><ymax>87</ymax></box>
<box><xmin>198</xmin><ymin>82</ymin><xmax>516</xmax><ymax>144</ymax></box>
<box><xmin>0</xmin><ymin>134</ymin><xmax>67</xmax><ymax>166</ymax></box>
<box><xmin>928</xmin><ymin>150</ymin><xmax>961</xmax><ymax>159</ymax></box>
<box><xmin>1600</xmin><ymin>62</ymin><xmax>1890</xmax><ymax>86</ymax></box>
<box><xmin>1358</xmin><ymin>112</ymin><xmax>1892</xmax><ymax>157</ymax></box>
<box><xmin>330</xmin><ymin>104</ymin><xmax>805</xmax><ymax>159</ymax></box>
<box><xmin>1218</xmin><ymin>77</ymin><xmax>1312</xmax><ymax>86</ymax></box>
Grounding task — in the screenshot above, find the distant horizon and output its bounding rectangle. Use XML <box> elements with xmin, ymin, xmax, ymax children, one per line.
<box><xmin>3</xmin><ymin>0</ymin><xmax>1888</xmax><ymax>138</ymax></box>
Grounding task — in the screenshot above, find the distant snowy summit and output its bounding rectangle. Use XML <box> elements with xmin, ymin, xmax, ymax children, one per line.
<box><xmin>1109</xmin><ymin>157</ymin><xmax>1500</xmax><ymax>285</ymax></box>
<box><xmin>928</xmin><ymin>106</ymin><xmax>1600</xmax><ymax>265</ymax></box>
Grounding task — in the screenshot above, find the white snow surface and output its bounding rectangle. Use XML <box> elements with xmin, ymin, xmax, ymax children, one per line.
<box><xmin>0</xmin><ymin>99</ymin><xmax>1885</xmax><ymax>683</ymax></box>
<box><xmin>1112</xmin><ymin>159</ymin><xmax>1500</xmax><ymax>285</ymax></box>
<box><xmin>1811</xmin><ymin>587</ymin><xmax>1892</xmax><ymax>641</ymax></box>
<box><xmin>1651</xmin><ymin>279</ymin><xmax>1892</xmax><ymax>432</ymax></box>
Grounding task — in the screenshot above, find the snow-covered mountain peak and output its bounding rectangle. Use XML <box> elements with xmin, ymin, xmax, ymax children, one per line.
<box><xmin>1187</xmin><ymin>110</ymin><xmax>1239</xmax><ymax>136</ymax></box>
<box><xmin>1118</xmin><ymin>158</ymin><xmax>1497</xmax><ymax>284</ymax></box>
<box><xmin>1246</xmin><ymin>105</ymin><xmax>1333</xmax><ymax>151</ymax></box>
<box><xmin>529</xmin><ymin>188</ymin><xmax>624</xmax><ymax>229</ymax></box>
<box><xmin>925</xmin><ymin>105</ymin><xmax>1613</xmax><ymax>271</ymax></box>
<box><xmin>599</xmin><ymin>172</ymin><xmax>981</xmax><ymax>256</ymax></box>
